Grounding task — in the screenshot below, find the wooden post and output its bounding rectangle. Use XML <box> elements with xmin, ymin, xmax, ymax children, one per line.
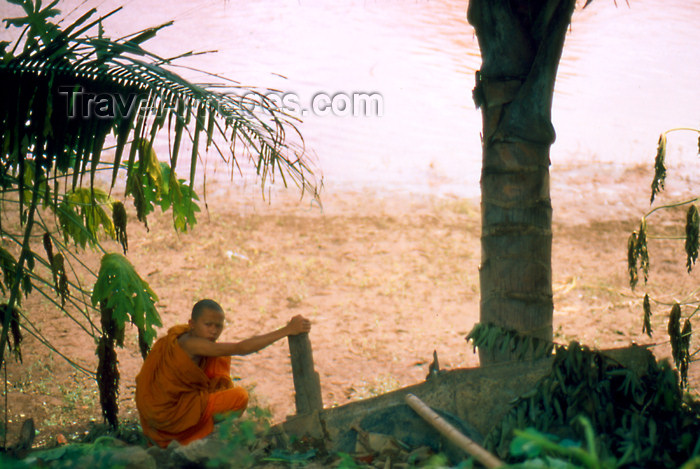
<box><xmin>288</xmin><ymin>332</ymin><xmax>323</xmax><ymax>415</ymax></box>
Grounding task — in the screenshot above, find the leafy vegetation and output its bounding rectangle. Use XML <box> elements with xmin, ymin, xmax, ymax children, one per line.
<box><xmin>206</xmin><ymin>406</ymin><xmax>272</xmax><ymax>468</ymax></box>
<box><xmin>0</xmin><ymin>0</ymin><xmax>317</xmax><ymax>445</ymax></box>
<box><xmin>467</xmin><ymin>322</ymin><xmax>555</xmax><ymax>362</ymax></box>
<box><xmin>508</xmin><ymin>417</ymin><xmax>617</xmax><ymax>469</ymax></box>
<box><xmin>468</xmin><ymin>323</ymin><xmax>700</xmax><ymax>468</ymax></box>
<box><xmin>627</xmin><ymin>127</ymin><xmax>700</xmax><ymax>387</ymax></box>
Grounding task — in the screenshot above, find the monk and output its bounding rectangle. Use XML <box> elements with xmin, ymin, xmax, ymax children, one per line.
<box><xmin>135</xmin><ymin>299</ymin><xmax>312</xmax><ymax>447</ymax></box>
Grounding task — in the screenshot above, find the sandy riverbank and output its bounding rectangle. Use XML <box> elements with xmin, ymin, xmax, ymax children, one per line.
<box><xmin>3</xmin><ymin>160</ymin><xmax>699</xmax><ymax>446</ymax></box>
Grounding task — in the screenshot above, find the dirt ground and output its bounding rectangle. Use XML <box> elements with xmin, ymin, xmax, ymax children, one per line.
<box><xmin>2</xmin><ymin>160</ymin><xmax>699</xmax><ymax>448</ymax></box>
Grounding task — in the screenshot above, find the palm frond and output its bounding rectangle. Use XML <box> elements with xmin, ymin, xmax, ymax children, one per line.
<box><xmin>0</xmin><ymin>2</ymin><xmax>319</xmax><ymax>210</ymax></box>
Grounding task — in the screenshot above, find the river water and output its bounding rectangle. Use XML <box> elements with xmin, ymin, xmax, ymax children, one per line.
<box><xmin>2</xmin><ymin>0</ymin><xmax>699</xmax><ymax>198</ymax></box>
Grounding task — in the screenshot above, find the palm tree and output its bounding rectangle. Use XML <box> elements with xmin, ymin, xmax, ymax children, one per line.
<box><xmin>0</xmin><ymin>0</ymin><xmax>318</xmax><ymax>433</ymax></box>
<box><xmin>467</xmin><ymin>0</ymin><xmax>576</xmax><ymax>362</ymax></box>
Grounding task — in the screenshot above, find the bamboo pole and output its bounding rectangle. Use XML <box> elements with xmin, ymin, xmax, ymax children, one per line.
<box><xmin>404</xmin><ymin>393</ymin><xmax>504</xmax><ymax>468</ymax></box>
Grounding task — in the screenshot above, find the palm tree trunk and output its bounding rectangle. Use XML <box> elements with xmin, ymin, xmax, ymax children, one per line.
<box><xmin>468</xmin><ymin>0</ymin><xmax>576</xmax><ymax>363</ymax></box>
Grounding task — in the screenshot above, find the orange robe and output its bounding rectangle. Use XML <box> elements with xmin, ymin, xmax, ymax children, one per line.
<box><xmin>135</xmin><ymin>324</ymin><xmax>249</xmax><ymax>447</ymax></box>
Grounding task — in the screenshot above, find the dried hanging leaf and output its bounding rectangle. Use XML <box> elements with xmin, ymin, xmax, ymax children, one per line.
<box><xmin>685</xmin><ymin>205</ymin><xmax>699</xmax><ymax>272</ymax></box>
<box><xmin>642</xmin><ymin>294</ymin><xmax>652</xmax><ymax>338</ymax></box>
<box><xmin>679</xmin><ymin>319</ymin><xmax>691</xmax><ymax>388</ymax></box>
<box><xmin>100</xmin><ymin>301</ymin><xmax>125</xmax><ymax>347</ymax></box>
<box><xmin>58</xmin><ymin>267</ymin><xmax>69</xmax><ymax>307</ymax></box>
<box><xmin>21</xmin><ymin>249</ymin><xmax>33</xmax><ymax>299</ymax></box>
<box><xmin>112</xmin><ymin>201</ymin><xmax>128</xmax><ymax>254</ymax></box>
<box><xmin>9</xmin><ymin>305</ymin><xmax>22</xmax><ymax>362</ymax></box>
<box><xmin>636</xmin><ymin>219</ymin><xmax>649</xmax><ymax>284</ymax></box>
<box><xmin>650</xmin><ymin>133</ymin><xmax>667</xmax><ymax>204</ymax></box>
<box><xmin>668</xmin><ymin>303</ymin><xmax>682</xmax><ymax>365</ymax></box>
<box><xmin>51</xmin><ymin>253</ymin><xmax>69</xmax><ymax>306</ymax></box>
<box><xmin>1</xmin><ymin>304</ymin><xmax>23</xmax><ymax>362</ymax></box>
<box><xmin>42</xmin><ymin>232</ymin><xmax>54</xmax><ymax>265</ymax></box>
<box><xmin>96</xmin><ymin>335</ymin><xmax>120</xmax><ymax>428</ymax></box>
<box><xmin>682</xmin><ymin>319</ymin><xmax>693</xmax><ymax>351</ymax></box>
<box><xmin>137</xmin><ymin>327</ymin><xmax>150</xmax><ymax>360</ymax></box>
<box><xmin>0</xmin><ymin>248</ymin><xmax>17</xmax><ymax>295</ymax></box>
<box><xmin>628</xmin><ymin>231</ymin><xmax>639</xmax><ymax>290</ymax></box>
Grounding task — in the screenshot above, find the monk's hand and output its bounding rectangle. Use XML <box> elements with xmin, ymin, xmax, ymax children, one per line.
<box><xmin>286</xmin><ymin>315</ymin><xmax>311</xmax><ymax>335</ymax></box>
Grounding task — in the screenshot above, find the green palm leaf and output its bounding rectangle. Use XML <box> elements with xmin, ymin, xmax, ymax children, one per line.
<box><xmin>0</xmin><ymin>2</ymin><xmax>318</xmax><ymax>206</ymax></box>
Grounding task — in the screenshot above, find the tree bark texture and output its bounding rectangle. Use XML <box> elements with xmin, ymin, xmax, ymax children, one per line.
<box><xmin>467</xmin><ymin>0</ymin><xmax>576</xmax><ymax>362</ymax></box>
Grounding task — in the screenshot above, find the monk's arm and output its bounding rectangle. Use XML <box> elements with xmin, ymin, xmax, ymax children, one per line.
<box><xmin>181</xmin><ymin>315</ymin><xmax>311</xmax><ymax>357</ymax></box>
<box><xmin>232</xmin><ymin>327</ymin><xmax>293</xmax><ymax>355</ymax></box>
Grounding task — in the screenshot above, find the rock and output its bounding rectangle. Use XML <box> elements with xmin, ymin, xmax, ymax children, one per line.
<box><xmin>172</xmin><ymin>436</ymin><xmax>226</xmax><ymax>465</ymax></box>
<box><xmin>99</xmin><ymin>445</ymin><xmax>157</xmax><ymax>469</ymax></box>
<box><xmin>280</xmin><ymin>410</ymin><xmax>325</xmax><ymax>440</ymax></box>
<box><xmin>351</xmin><ymin>424</ymin><xmax>405</xmax><ymax>459</ymax></box>
<box><xmin>146</xmin><ymin>445</ymin><xmax>176</xmax><ymax>469</ymax></box>
<box><xmin>24</xmin><ymin>436</ymin><xmax>156</xmax><ymax>469</ymax></box>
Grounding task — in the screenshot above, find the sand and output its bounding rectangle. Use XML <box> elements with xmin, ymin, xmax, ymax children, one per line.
<box><xmin>2</xmin><ymin>160</ymin><xmax>699</xmax><ymax>446</ymax></box>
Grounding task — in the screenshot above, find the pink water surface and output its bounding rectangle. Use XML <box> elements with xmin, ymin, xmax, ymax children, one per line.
<box><xmin>1</xmin><ymin>0</ymin><xmax>698</xmax><ymax>197</ymax></box>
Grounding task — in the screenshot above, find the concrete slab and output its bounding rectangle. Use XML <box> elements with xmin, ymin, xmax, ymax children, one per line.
<box><xmin>275</xmin><ymin>344</ymin><xmax>655</xmax><ymax>459</ymax></box>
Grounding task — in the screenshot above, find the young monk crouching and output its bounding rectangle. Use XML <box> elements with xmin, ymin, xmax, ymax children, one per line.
<box><xmin>135</xmin><ymin>299</ymin><xmax>312</xmax><ymax>448</ymax></box>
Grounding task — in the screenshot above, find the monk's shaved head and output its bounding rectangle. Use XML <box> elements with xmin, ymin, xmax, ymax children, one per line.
<box><xmin>191</xmin><ymin>299</ymin><xmax>224</xmax><ymax>321</ymax></box>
